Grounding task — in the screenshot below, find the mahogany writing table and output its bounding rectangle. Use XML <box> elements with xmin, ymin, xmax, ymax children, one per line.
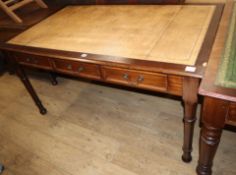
<box><xmin>197</xmin><ymin>1</ymin><xmax>236</xmax><ymax>175</ymax></box>
<box><xmin>0</xmin><ymin>3</ymin><xmax>223</xmax><ymax>163</ymax></box>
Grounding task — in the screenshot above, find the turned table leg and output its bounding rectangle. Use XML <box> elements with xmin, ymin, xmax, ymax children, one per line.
<box><xmin>182</xmin><ymin>77</ymin><xmax>199</xmax><ymax>162</ymax></box>
<box><xmin>197</xmin><ymin>97</ymin><xmax>228</xmax><ymax>175</ymax></box>
<box><xmin>16</xmin><ymin>65</ymin><xmax>47</xmax><ymax>115</ymax></box>
<box><xmin>49</xmin><ymin>72</ymin><xmax>58</xmax><ymax>86</ymax></box>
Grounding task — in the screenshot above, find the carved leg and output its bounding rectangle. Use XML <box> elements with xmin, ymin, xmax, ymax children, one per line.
<box><xmin>182</xmin><ymin>77</ymin><xmax>199</xmax><ymax>162</ymax></box>
<box><xmin>197</xmin><ymin>97</ymin><xmax>227</xmax><ymax>175</ymax></box>
<box><xmin>49</xmin><ymin>72</ymin><xmax>58</xmax><ymax>86</ymax></box>
<box><xmin>16</xmin><ymin>65</ymin><xmax>47</xmax><ymax>115</ymax></box>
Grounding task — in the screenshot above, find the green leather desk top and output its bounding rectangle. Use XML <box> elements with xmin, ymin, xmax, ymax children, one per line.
<box><xmin>216</xmin><ymin>2</ymin><xmax>236</xmax><ymax>89</ymax></box>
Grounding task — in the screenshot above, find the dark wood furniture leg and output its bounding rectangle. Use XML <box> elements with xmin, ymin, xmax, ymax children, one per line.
<box><xmin>182</xmin><ymin>77</ymin><xmax>199</xmax><ymax>162</ymax></box>
<box><xmin>0</xmin><ymin>164</ymin><xmax>4</xmax><ymax>173</ymax></box>
<box><xmin>49</xmin><ymin>72</ymin><xmax>58</xmax><ymax>86</ymax></box>
<box><xmin>7</xmin><ymin>57</ymin><xmax>15</xmax><ymax>75</ymax></box>
<box><xmin>16</xmin><ymin>65</ymin><xmax>47</xmax><ymax>115</ymax></box>
<box><xmin>1</xmin><ymin>51</ymin><xmax>15</xmax><ymax>74</ymax></box>
<box><xmin>197</xmin><ymin>97</ymin><xmax>227</xmax><ymax>175</ymax></box>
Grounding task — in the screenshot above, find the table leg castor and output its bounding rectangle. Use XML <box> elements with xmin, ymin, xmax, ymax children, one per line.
<box><xmin>49</xmin><ymin>72</ymin><xmax>58</xmax><ymax>86</ymax></box>
<box><xmin>40</xmin><ymin>107</ymin><xmax>47</xmax><ymax>115</ymax></box>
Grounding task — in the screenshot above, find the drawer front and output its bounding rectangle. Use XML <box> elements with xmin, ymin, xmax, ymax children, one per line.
<box><xmin>54</xmin><ymin>59</ymin><xmax>101</xmax><ymax>80</ymax></box>
<box><xmin>227</xmin><ymin>103</ymin><xmax>236</xmax><ymax>125</ymax></box>
<box><xmin>102</xmin><ymin>67</ymin><xmax>167</xmax><ymax>91</ymax></box>
<box><xmin>16</xmin><ymin>55</ymin><xmax>51</xmax><ymax>69</ymax></box>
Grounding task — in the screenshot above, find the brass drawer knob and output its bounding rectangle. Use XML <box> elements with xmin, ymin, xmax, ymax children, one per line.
<box><xmin>67</xmin><ymin>64</ymin><xmax>72</xmax><ymax>70</ymax></box>
<box><xmin>78</xmin><ymin>66</ymin><xmax>84</xmax><ymax>73</ymax></box>
<box><xmin>26</xmin><ymin>58</ymin><xmax>31</xmax><ymax>62</ymax></box>
<box><xmin>137</xmin><ymin>75</ymin><xmax>144</xmax><ymax>83</ymax></box>
<box><xmin>123</xmin><ymin>73</ymin><xmax>129</xmax><ymax>80</ymax></box>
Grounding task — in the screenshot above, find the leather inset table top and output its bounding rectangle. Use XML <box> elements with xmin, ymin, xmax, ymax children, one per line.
<box><xmin>216</xmin><ymin>2</ymin><xmax>236</xmax><ymax>89</ymax></box>
<box><xmin>8</xmin><ymin>5</ymin><xmax>215</xmax><ymax>65</ymax></box>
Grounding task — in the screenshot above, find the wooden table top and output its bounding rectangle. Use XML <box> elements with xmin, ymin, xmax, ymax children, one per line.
<box><xmin>199</xmin><ymin>0</ymin><xmax>236</xmax><ymax>102</ymax></box>
<box><xmin>8</xmin><ymin>5</ymin><xmax>215</xmax><ymax>66</ymax></box>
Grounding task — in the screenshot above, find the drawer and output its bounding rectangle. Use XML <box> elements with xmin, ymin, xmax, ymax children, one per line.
<box><xmin>54</xmin><ymin>59</ymin><xmax>101</xmax><ymax>80</ymax></box>
<box><xmin>102</xmin><ymin>67</ymin><xmax>167</xmax><ymax>92</ymax></box>
<box><xmin>16</xmin><ymin>55</ymin><xmax>51</xmax><ymax>69</ymax></box>
<box><xmin>227</xmin><ymin>103</ymin><xmax>236</xmax><ymax>125</ymax></box>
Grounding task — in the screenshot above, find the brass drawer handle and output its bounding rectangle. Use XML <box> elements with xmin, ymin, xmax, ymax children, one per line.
<box><xmin>137</xmin><ymin>75</ymin><xmax>144</xmax><ymax>83</ymax></box>
<box><xmin>123</xmin><ymin>73</ymin><xmax>129</xmax><ymax>80</ymax></box>
<box><xmin>129</xmin><ymin>75</ymin><xmax>144</xmax><ymax>86</ymax></box>
<box><xmin>78</xmin><ymin>66</ymin><xmax>84</xmax><ymax>73</ymax></box>
<box><xmin>67</xmin><ymin>64</ymin><xmax>72</xmax><ymax>70</ymax></box>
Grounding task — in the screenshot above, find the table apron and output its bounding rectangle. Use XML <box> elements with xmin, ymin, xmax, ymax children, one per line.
<box><xmin>13</xmin><ymin>53</ymin><xmax>184</xmax><ymax>96</ymax></box>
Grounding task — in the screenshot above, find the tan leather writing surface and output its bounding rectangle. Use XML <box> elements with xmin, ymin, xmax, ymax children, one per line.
<box><xmin>8</xmin><ymin>5</ymin><xmax>215</xmax><ymax>65</ymax></box>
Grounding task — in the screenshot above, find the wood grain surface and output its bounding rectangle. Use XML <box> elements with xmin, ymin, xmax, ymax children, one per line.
<box><xmin>8</xmin><ymin>5</ymin><xmax>215</xmax><ymax>65</ymax></box>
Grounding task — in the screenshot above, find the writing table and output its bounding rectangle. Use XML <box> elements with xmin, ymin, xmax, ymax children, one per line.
<box><xmin>197</xmin><ymin>1</ymin><xmax>236</xmax><ymax>175</ymax></box>
<box><xmin>0</xmin><ymin>3</ymin><xmax>223</xmax><ymax>163</ymax></box>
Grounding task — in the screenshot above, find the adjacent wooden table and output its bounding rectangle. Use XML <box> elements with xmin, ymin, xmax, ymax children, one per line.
<box><xmin>197</xmin><ymin>1</ymin><xmax>236</xmax><ymax>175</ymax></box>
<box><xmin>0</xmin><ymin>3</ymin><xmax>223</xmax><ymax>163</ymax></box>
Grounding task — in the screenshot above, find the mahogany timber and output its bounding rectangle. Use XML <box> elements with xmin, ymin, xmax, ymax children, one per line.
<box><xmin>197</xmin><ymin>97</ymin><xmax>229</xmax><ymax>175</ymax></box>
<box><xmin>53</xmin><ymin>59</ymin><xmax>101</xmax><ymax>80</ymax></box>
<box><xmin>15</xmin><ymin>63</ymin><xmax>47</xmax><ymax>115</ymax></box>
<box><xmin>102</xmin><ymin>67</ymin><xmax>168</xmax><ymax>92</ymax></box>
<box><xmin>182</xmin><ymin>77</ymin><xmax>199</xmax><ymax>162</ymax></box>
<box><xmin>197</xmin><ymin>0</ymin><xmax>236</xmax><ymax>174</ymax></box>
<box><xmin>0</xmin><ymin>1</ymin><xmax>224</xmax><ymax>164</ymax></box>
<box><xmin>227</xmin><ymin>103</ymin><xmax>236</xmax><ymax>125</ymax></box>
